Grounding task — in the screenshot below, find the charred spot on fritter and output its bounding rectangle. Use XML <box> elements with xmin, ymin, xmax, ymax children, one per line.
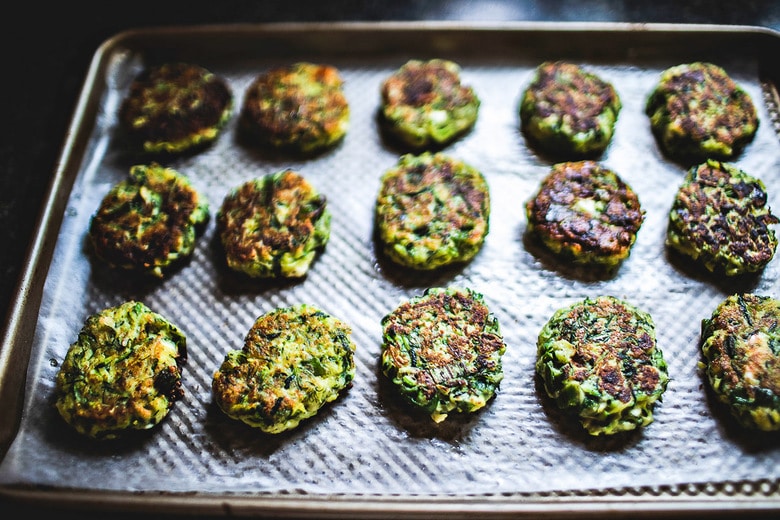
<box><xmin>380</xmin><ymin>286</ymin><xmax>506</xmax><ymax>423</ymax></box>
<box><xmin>535</xmin><ymin>295</ymin><xmax>669</xmax><ymax>436</ymax></box>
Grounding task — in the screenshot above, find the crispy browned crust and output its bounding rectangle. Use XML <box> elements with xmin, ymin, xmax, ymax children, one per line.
<box><xmin>525</xmin><ymin>161</ymin><xmax>644</xmax><ymax>267</ymax></box>
<box><xmin>380</xmin><ymin>286</ymin><xmax>506</xmax><ymax>422</ymax></box>
<box><xmin>536</xmin><ymin>295</ymin><xmax>669</xmax><ymax>435</ymax></box>
<box><xmin>557</xmin><ymin>298</ymin><xmax>661</xmax><ymax>398</ymax></box>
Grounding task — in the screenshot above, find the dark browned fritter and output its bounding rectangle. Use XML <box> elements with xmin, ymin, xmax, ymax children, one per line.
<box><xmin>89</xmin><ymin>163</ymin><xmax>210</xmax><ymax>277</ymax></box>
<box><xmin>519</xmin><ymin>61</ymin><xmax>622</xmax><ymax>158</ymax></box>
<box><xmin>667</xmin><ymin>159</ymin><xmax>778</xmax><ymax>276</ymax></box>
<box><xmin>525</xmin><ymin>160</ymin><xmax>644</xmax><ymax>269</ymax></box>
<box><xmin>119</xmin><ymin>62</ymin><xmax>233</xmax><ymax>155</ymax></box>
<box><xmin>645</xmin><ymin>62</ymin><xmax>759</xmax><ymax>163</ymax></box>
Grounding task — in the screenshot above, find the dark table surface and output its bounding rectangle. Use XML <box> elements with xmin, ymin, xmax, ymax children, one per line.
<box><xmin>2</xmin><ymin>1</ymin><xmax>779</xmax><ymax>518</ymax></box>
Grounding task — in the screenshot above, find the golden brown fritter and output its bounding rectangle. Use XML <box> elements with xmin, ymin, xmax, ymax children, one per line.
<box><xmin>212</xmin><ymin>304</ymin><xmax>356</xmax><ymax>433</ymax></box>
<box><xmin>55</xmin><ymin>301</ymin><xmax>187</xmax><ymax>439</ymax></box>
<box><xmin>239</xmin><ymin>62</ymin><xmax>350</xmax><ymax>154</ymax></box>
<box><xmin>217</xmin><ymin>169</ymin><xmax>331</xmax><ymax>278</ymax></box>
<box><xmin>700</xmin><ymin>293</ymin><xmax>780</xmax><ymax>431</ymax></box>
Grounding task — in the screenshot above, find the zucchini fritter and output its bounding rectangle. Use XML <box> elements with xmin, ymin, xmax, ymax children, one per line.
<box><xmin>239</xmin><ymin>62</ymin><xmax>350</xmax><ymax>154</ymax></box>
<box><xmin>666</xmin><ymin>159</ymin><xmax>778</xmax><ymax>276</ymax></box>
<box><xmin>645</xmin><ymin>62</ymin><xmax>759</xmax><ymax>163</ymax></box>
<box><xmin>536</xmin><ymin>296</ymin><xmax>669</xmax><ymax>436</ymax></box>
<box><xmin>519</xmin><ymin>61</ymin><xmax>622</xmax><ymax>158</ymax></box>
<box><xmin>700</xmin><ymin>293</ymin><xmax>780</xmax><ymax>431</ymax></box>
<box><xmin>217</xmin><ymin>169</ymin><xmax>331</xmax><ymax>278</ymax></box>
<box><xmin>380</xmin><ymin>59</ymin><xmax>480</xmax><ymax>149</ymax></box>
<box><xmin>88</xmin><ymin>163</ymin><xmax>210</xmax><ymax>278</ymax></box>
<box><xmin>54</xmin><ymin>301</ymin><xmax>187</xmax><ymax>440</ymax></box>
<box><xmin>525</xmin><ymin>160</ymin><xmax>644</xmax><ymax>270</ymax></box>
<box><xmin>212</xmin><ymin>304</ymin><xmax>356</xmax><ymax>434</ymax></box>
<box><xmin>375</xmin><ymin>152</ymin><xmax>490</xmax><ymax>270</ymax></box>
<box><xmin>119</xmin><ymin>62</ymin><xmax>233</xmax><ymax>155</ymax></box>
<box><xmin>380</xmin><ymin>286</ymin><xmax>506</xmax><ymax>423</ymax></box>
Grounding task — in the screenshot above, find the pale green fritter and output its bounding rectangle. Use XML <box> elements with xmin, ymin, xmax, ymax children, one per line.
<box><xmin>217</xmin><ymin>170</ymin><xmax>331</xmax><ymax>278</ymax></box>
<box><xmin>700</xmin><ymin>293</ymin><xmax>780</xmax><ymax>431</ymax></box>
<box><xmin>536</xmin><ymin>296</ymin><xmax>669</xmax><ymax>436</ymax></box>
<box><xmin>88</xmin><ymin>163</ymin><xmax>210</xmax><ymax>278</ymax></box>
<box><xmin>519</xmin><ymin>61</ymin><xmax>621</xmax><ymax>158</ymax></box>
<box><xmin>375</xmin><ymin>152</ymin><xmax>490</xmax><ymax>270</ymax></box>
<box><xmin>645</xmin><ymin>62</ymin><xmax>759</xmax><ymax>163</ymax></box>
<box><xmin>239</xmin><ymin>62</ymin><xmax>350</xmax><ymax>154</ymax></box>
<box><xmin>380</xmin><ymin>286</ymin><xmax>506</xmax><ymax>423</ymax></box>
<box><xmin>667</xmin><ymin>159</ymin><xmax>778</xmax><ymax>276</ymax></box>
<box><xmin>380</xmin><ymin>59</ymin><xmax>480</xmax><ymax>149</ymax></box>
<box><xmin>54</xmin><ymin>301</ymin><xmax>187</xmax><ymax>440</ymax></box>
<box><xmin>212</xmin><ymin>304</ymin><xmax>356</xmax><ymax>434</ymax></box>
<box><xmin>119</xmin><ymin>62</ymin><xmax>233</xmax><ymax>155</ymax></box>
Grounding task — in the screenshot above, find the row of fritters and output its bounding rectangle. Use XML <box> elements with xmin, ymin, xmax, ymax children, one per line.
<box><xmin>88</xmin><ymin>154</ymin><xmax>779</xmax><ymax>281</ymax></box>
<box><xmin>52</xmin><ymin>289</ymin><xmax>780</xmax><ymax>440</ymax></box>
<box><xmin>117</xmin><ymin>59</ymin><xmax>760</xmax><ymax>164</ymax></box>
<box><xmin>117</xmin><ymin>59</ymin><xmax>474</xmax><ymax>156</ymax></box>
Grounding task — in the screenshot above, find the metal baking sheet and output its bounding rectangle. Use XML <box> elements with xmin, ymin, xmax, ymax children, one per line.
<box><xmin>1</xmin><ymin>22</ymin><xmax>779</xmax><ymax>518</ymax></box>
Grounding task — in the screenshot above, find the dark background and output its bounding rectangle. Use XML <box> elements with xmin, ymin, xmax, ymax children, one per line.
<box><xmin>1</xmin><ymin>1</ymin><xmax>779</xmax><ymax>518</ymax></box>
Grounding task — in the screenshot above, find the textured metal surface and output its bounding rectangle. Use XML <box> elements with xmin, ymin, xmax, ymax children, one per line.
<box><xmin>1</xmin><ymin>23</ymin><xmax>779</xmax><ymax>516</ymax></box>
